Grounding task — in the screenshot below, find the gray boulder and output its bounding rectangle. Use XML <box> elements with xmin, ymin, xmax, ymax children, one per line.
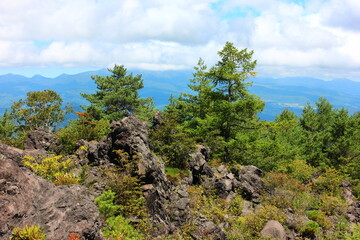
<box><xmin>260</xmin><ymin>220</ymin><xmax>286</xmax><ymax>239</ymax></box>
<box><xmin>237</xmin><ymin>165</ymin><xmax>267</xmax><ymax>203</ymax></box>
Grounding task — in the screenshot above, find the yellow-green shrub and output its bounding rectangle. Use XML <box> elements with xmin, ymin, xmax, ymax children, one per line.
<box><xmin>264</xmin><ymin>172</ymin><xmax>306</xmax><ymax>193</ymax></box>
<box><xmin>282</xmin><ymin>159</ymin><xmax>317</xmax><ymax>182</ymax></box>
<box><xmin>344</xmin><ymin>223</ymin><xmax>360</xmax><ymax>240</ymax></box>
<box><xmin>312</xmin><ymin>168</ymin><xmax>343</xmax><ymax>196</ymax></box>
<box><xmin>228</xmin><ymin>194</ymin><xmax>245</xmax><ymax>216</ymax></box>
<box><xmin>188</xmin><ymin>185</ymin><xmax>228</xmax><ymax>225</ymax></box>
<box><xmin>11</xmin><ymin>225</ymin><xmax>46</xmax><ymax>240</ymax></box>
<box><xmin>319</xmin><ymin>194</ymin><xmax>348</xmax><ymax>216</ymax></box>
<box><xmin>23</xmin><ymin>155</ymin><xmax>79</xmax><ymax>185</ymax></box>
<box><xmin>242</xmin><ymin>204</ymin><xmax>286</xmax><ymax>237</ymax></box>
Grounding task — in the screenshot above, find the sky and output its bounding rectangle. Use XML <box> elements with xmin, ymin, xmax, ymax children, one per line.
<box><xmin>0</xmin><ymin>0</ymin><xmax>359</xmax><ymax>80</ymax></box>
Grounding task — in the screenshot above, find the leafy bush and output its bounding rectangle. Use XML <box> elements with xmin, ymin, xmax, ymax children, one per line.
<box><xmin>305</xmin><ymin>210</ymin><xmax>333</xmax><ymax>230</ymax></box>
<box><xmin>281</xmin><ymin>159</ymin><xmax>317</xmax><ymax>182</ymax></box>
<box><xmin>228</xmin><ymin>193</ymin><xmax>245</xmax><ymax>216</ymax></box>
<box><xmin>11</xmin><ymin>225</ymin><xmax>46</xmax><ymax>240</ymax></box>
<box><xmin>102</xmin><ymin>150</ymin><xmax>147</xmax><ymax>218</ymax></box>
<box><xmin>291</xmin><ymin>192</ymin><xmax>313</xmax><ymax>211</ymax></box>
<box><xmin>57</xmin><ymin>113</ymin><xmax>110</xmax><ymax>154</ymax></box>
<box><xmin>301</xmin><ymin>221</ymin><xmax>320</xmax><ymax>239</ymax></box>
<box><xmin>264</xmin><ymin>172</ymin><xmax>306</xmax><ymax>193</ymax></box>
<box><xmin>165</xmin><ymin>167</ymin><xmax>190</xmax><ymax>184</ymax></box>
<box><xmin>103</xmin><ymin>215</ymin><xmax>144</xmax><ymax>240</ymax></box>
<box><xmin>263</xmin><ymin>188</ymin><xmax>297</xmax><ymax>209</ymax></box>
<box><xmin>23</xmin><ymin>155</ymin><xmax>79</xmax><ymax>185</ymax></box>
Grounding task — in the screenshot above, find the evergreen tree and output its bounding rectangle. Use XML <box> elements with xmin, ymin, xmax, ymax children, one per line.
<box><xmin>81</xmin><ymin>64</ymin><xmax>154</xmax><ymax>121</ymax></box>
<box><xmin>168</xmin><ymin>42</ymin><xmax>264</xmax><ymax>162</ymax></box>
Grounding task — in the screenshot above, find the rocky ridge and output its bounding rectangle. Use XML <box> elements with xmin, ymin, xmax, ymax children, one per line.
<box><xmin>1</xmin><ymin>116</ymin><xmax>359</xmax><ymax>239</ymax></box>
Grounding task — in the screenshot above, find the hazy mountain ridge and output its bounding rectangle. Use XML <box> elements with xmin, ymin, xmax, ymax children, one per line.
<box><xmin>1</xmin><ymin>69</ymin><xmax>360</xmax><ymax>120</ymax></box>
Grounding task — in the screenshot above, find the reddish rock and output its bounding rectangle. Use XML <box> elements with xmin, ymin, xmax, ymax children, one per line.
<box><xmin>0</xmin><ymin>155</ymin><xmax>102</xmax><ymax>240</ymax></box>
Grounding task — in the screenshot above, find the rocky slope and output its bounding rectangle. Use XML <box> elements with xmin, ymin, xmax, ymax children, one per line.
<box><xmin>1</xmin><ymin>116</ymin><xmax>359</xmax><ymax>239</ymax></box>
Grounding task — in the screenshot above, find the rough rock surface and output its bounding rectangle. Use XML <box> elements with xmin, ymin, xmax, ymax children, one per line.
<box><xmin>0</xmin><ymin>143</ymin><xmax>25</xmax><ymax>164</ymax></box>
<box><xmin>189</xmin><ymin>148</ymin><xmax>267</xmax><ymax>204</ymax></box>
<box><xmin>260</xmin><ymin>220</ymin><xmax>286</xmax><ymax>239</ymax></box>
<box><xmin>151</xmin><ymin>111</ymin><xmax>164</xmax><ymax>130</ymax></box>
<box><xmin>86</xmin><ymin>116</ymin><xmax>226</xmax><ymax>238</ymax></box>
<box><xmin>24</xmin><ymin>128</ymin><xmax>57</xmax><ymax>152</ymax></box>
<box><xmin>342</xmin><ymin>180</ymin><xmax>360</xmax><ymax>222</ymax></box>
<box><xmin>237</xmin><ymin>165</ymin><xmax>267</xmax><ymax>203</ymax></box>
<box><xmin>0</xmin><ymin>155</ymin><xmax>102</xmax><ymax>240</ymax></box>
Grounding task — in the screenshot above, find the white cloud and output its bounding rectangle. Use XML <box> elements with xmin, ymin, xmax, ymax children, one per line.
<box><xmin>321</xmin><ymin>0</ymin><xmax>360</xmax><ymax>32</ymax></box>
<box><xmin>0</xmin><ymin>0</ymin><xmax>359</xmax><ymax>80</ymax></box>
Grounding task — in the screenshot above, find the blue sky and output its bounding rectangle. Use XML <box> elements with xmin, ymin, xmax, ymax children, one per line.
<box><xmin>0</xmin><ymin>0</ymin><xmax>359</xmax><ymax>80</ymax></box>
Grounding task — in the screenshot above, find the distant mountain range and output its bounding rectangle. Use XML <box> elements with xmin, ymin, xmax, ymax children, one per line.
<box><xmin>1</xmin><ymin>69</ymin><xmax>360</xmax><ymax>121</ymax></box>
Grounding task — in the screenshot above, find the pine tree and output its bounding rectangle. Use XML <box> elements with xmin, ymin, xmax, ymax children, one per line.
<box><xmin>81</xmin><ymin>65</ymin><xmax>154</xmax><ymax>121</ymax></box>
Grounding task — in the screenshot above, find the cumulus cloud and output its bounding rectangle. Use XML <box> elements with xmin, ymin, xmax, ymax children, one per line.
<box><xmin>0</xmin><ymin>0</ymin><xmax>359</xmax><ymax>80</ymax></box>
<box><xmin>321</xmin><ymin>0</ymin><xmax>360</xmax><ymax>32</ymax></box>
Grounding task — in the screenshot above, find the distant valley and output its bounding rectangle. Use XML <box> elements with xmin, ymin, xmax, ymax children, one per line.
<box><xmin>1</xmin><ymin>69</ymin><xmax>360</xmax><ymax>120</ymax></box>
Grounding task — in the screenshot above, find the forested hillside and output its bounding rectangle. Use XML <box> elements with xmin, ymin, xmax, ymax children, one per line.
<box><xmin>0</xmin><ymin>42</ymin><xmax>359</xmax><ymax>240</ymax></box>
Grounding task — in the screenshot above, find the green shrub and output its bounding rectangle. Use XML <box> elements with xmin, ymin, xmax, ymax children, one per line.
<box><xmin>102</xmin><ymin>150</ymin><xmax>147</xmax><ymax>219</ymax></box>
<box><xmin>102</xmin><ymin>215</ymin><xmax>144</xmax><ymax>240</ymax></box>
<box><xmin>165</xmin><ymin>167</ymin><xmax>190</xmax><ymax>184</ymax></box>
<box><xmin>187</xmin><ymin>185</ymin><xmax>228</xmax><ymax>225</ymax></box>
<box><xmin>292</xmin><ymin>192</ymin><xmax>313</xmax><ymax>211</ymax></box>
<box><xmin>263</xmin><ymin>188</ymin><xmax>297</xmax><ymax>209</ymax></box>
<box><xmin>264</xmin><ymin>172</ymin><xmax>306</xmax><ymax>193</ymax></box>
<box><xmin>149</xmin><ymin>113</ymin><xmax>195</xmax><ymax>169</ymax></box>
<box><xmin>57</xmin><ymin>113</ymin><xmax>110</xmax><ymax>154</ymax></box>
<box><xmin>305</xmin><ymin>210</ymin><xmax>332</xmax><ymax>230</ymax></box>
<box><xmin>301</xmin><ymin>221</ymin><xmax>320</xmax><ymax>239</ymax></box>
<box><xmin>11</xmin><ymin>225</ymin><xmax>46</xmax><ymax>240</ymax></box>
<box><xmin>95</xmin><ymin>190</ymin><xmax>120</xmax><ymax>218</ymax></box>
<box><xmin>228</xmin><ymin>194</ymin><xmax>245</xmax><ymax>216</ymax></box>
<box><xmin>95</xmin><ymin>191</ymin><xmax>144</xmax><ymax>240</ymax></box>
<box><xmin>282</xmin><ymin>159</ymin><xmax>317</xmax><ymax>182</ymax></box>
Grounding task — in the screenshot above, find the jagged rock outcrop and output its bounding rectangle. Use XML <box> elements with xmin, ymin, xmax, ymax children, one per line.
<box><xmin>0</xmin><ymin>154</ymin><xmax>102</xmax><ymax>240</ymax></box>
<box><xmin>342</xmin><ymin>180</ymin><xmax>360</xmax><ymax>223</ymax></box>
<box><xmin>0</xmin><ymin>115</ymin><xmax>273</xmax><ymax>240</ymax></box>
<box><xmin>0</xmin><ymin>143</ymin><xmax>25</xmax><ymax>164</ymax></box>
<box><xmin>236</xmin><ymin>165</ymin><xmax>267</xmax><ymax>203</ymax></box>
<box><xmin>260</xmin><ymin>220</ymin><xmax>286</xmax><ymax>239</ymax></box>
<box><xmin>24</xmin><ymin>128</ymin><xmax>58</xmax><ymax>152</ymax></box>
<box><xmin>152</xmin><ymin>111</ymin><xmax>164</xmax><ymax>130</ymax></box>
<box><xmin>88</xmin><ymin>116</ymin><xmax>227</xmax><ymax>239</ymax></box>
<box><xmin>188</xmin><ymin>146</ymin><xmax>267</xmax><ymax>204</ymax></box>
